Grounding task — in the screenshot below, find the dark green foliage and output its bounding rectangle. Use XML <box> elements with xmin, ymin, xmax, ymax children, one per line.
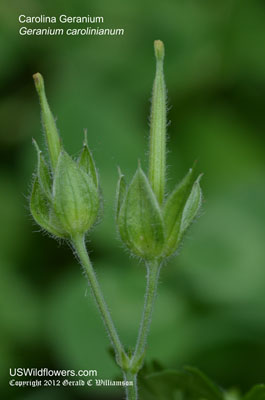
<box><xmin>138</xmin><ymin>364</ymin><xmax>223</xmax><ymax>400</ymax></box>
<box><xmin>243</xmin><ymin>385</ymin><xmax>265</xmax><ymax>400</ymax></box>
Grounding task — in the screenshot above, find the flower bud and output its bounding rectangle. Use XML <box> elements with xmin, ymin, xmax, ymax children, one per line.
<box><xmin>53</xmin><ymin>151</ymin><xmax>100</xmax><ymax>237</ymax></box>
<box><xmin>117</xmin><ymin>165</ymin><xmax>165</xmax><ymax>260</ymax></box>
<box><xmin>115</xmin><ymin>41</ymin><xmax>203</xmax><ymax>262</ymax></box>
<box><xmin>31</xmin><ymin>74</ymin><xmax>101</xmax><ymax>240</ymax></box>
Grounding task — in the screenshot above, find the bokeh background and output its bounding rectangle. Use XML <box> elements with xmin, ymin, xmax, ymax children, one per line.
<box><xmin>1</xmin><ymin>0</ymin><xmax>265</xmax><ymax>399</ymax></box>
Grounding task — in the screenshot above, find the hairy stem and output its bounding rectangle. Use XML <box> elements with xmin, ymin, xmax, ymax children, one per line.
<box><xmin>124</xmin><ymin>371</ymin><xmax>138</xmax><ymax>400</ymax></box>
<box><xmin>72</xmin><ymin>234</ymin><xmax>127</xmax><ymax>366</ymax></box>
<box><xmin>131</xmin><ymin>260</ymin><xmax>161</xmax><ymax>372</ymax></box>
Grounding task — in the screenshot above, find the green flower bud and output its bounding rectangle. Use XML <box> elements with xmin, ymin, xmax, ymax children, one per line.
<box><xmin>117</xmin><ymin>165</ymin><xmax>165</xmax><ymax>260</ymax></box>
<box><xmin>31</xmin><ymin>74</ymin><xmax>101</xmax><ymax>240</ymax></box>
<box><xmin>30</xmin><ymin>146</ymin><xmax>100</xmax><ymax>239</ymax></box>
<box><xmin>53</xmin><ymin>151</ymin><xmax>100</xmax><ymax>237</ymax></box>
<box><xmin>116</xmin><ymin>41</ymin><xmax>203</xmax><ymax>262</ymax></box>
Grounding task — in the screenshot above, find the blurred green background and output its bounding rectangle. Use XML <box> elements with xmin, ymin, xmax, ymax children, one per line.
<box><xmin>1</xmin><ymin>0</ymin><xmax>265</xmax><ymax>399</ymax></box>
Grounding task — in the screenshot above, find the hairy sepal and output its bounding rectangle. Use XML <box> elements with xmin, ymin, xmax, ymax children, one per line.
<box><xmin>163</xmin><ymin>166</ymin><xmax>200</xmax><ymax>257</ymax></box>
<box><xmin>33</xmin><ymin>139</ymin><xmax>52</xmax><ymax>200</ymax></box>
<box><xmin>53</xmin><ymin>151</ymin><xmax>99</xmax><ymax>237</ymax></box>
<box><xmin>30</xmin><ymin>177</ymin><xmax>67</xmax><ymax>238</ymax></box>
<box><xmin>115</xmin><ymin>168</ymin><xmax>127</xmax><ymax>222</ymax></box>
<box><xmin>179</xmin><ymin>175</ymin><xmax>203</xmax><ymax>240</ymax></box>
<box><xmin>78</xmin><ymin>143</ymin><xmax>98</xmax><ymax>189</ymax></box>
<box><xmin>117</xmin><ymin>166</ymin><xmax>165</xmax><ymax>260</ymax></box>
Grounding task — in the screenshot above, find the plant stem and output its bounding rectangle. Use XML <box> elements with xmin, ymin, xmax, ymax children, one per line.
<box><xmin>73</xmin><ymin>235</ymin><xmax>161</xmax><ymax>400</ymax></box>
<box><xmin>131</xmin><ymin>260</ymin><xmax>161</xmax><ymax>372</ymax></box>
<box><xmin>124</xmin><ymin>371</ymin><xmax>138</xmax><ymax>400</ymax></box>
<box><xmin>72</xmin><ymin>234</ymin><xmax>127</xmax><ymax>366</ymax></box>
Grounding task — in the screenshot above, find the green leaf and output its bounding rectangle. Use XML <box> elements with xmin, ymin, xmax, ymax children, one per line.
<box><xmin>224</xmin><ymin>389</ymin><xmax>241</xmax><ymax>400</ymax></box>
<box><xmin>30</xmin><ymin>177</ymin><xmax>67</xmax><ymax>238</ymax></box>
<box><xmin>139</xmin><ymin>369</ymin><xmax>180</xmax><ymax>400</ymax></box>
<box><xmin>118</xmin><ymin>166</ymin><xmax>165</xmax><ymax>260</ymax></box>
<box><xmin>163</xmin><ymin>166</ymin><xmax>197</xmax><ymax>256</ymax></box>
<box><xmin>32</xmin><ymin>139</ymin><xmax>52</xmax><ymax>200</ymax></box>
<box><xmin>115</xmin><ymin>168</ymin><xmax>127</xmax><ymax>221</ymax></box>
<box><xmin>180</xmin><ymin>175</ymin><xmax>202</xmax><ymax>238</ymax></box>
<box><xmin>53</xmin><ymin>151</ymin><xmax>99</xmax><ymax>237</ymax></box>
<box><xmin>243</xmin><ymin>385</ymin><xmax>265</xmax><ymax>400</ymax></box>
<box><xmin>183</xmin><ymin>366</ymin><xmax>223</xmax><ymax>400</ymax></box>
<box><xmin>138</xmin><ymin>365</ymin><xmax>223</xmax><ymax>400</ymax></box>
<box><xmin>78</xmin><ymin>140</ymin><xmax>98</xmax><ymax>188</ymax></box>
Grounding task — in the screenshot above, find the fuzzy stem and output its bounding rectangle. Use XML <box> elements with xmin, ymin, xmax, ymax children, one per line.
<box><xmin>131</xmin><ymin>260</ymin><xmax>161</xmax><ymax>373</ymax></box>
<box><xmin>124</xmin><ymin>371</ymin><xmax>138</xmax><ymax>400</ymax></box>
<box><xmin>72</xmin><ymin>234</ymin><xmax>128</xmax><ymax>367</ymax></box>
<box><xmin>149</xmin><ymin>40</ymin><xmax>167</xmax><ymax>205</ymax></box>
